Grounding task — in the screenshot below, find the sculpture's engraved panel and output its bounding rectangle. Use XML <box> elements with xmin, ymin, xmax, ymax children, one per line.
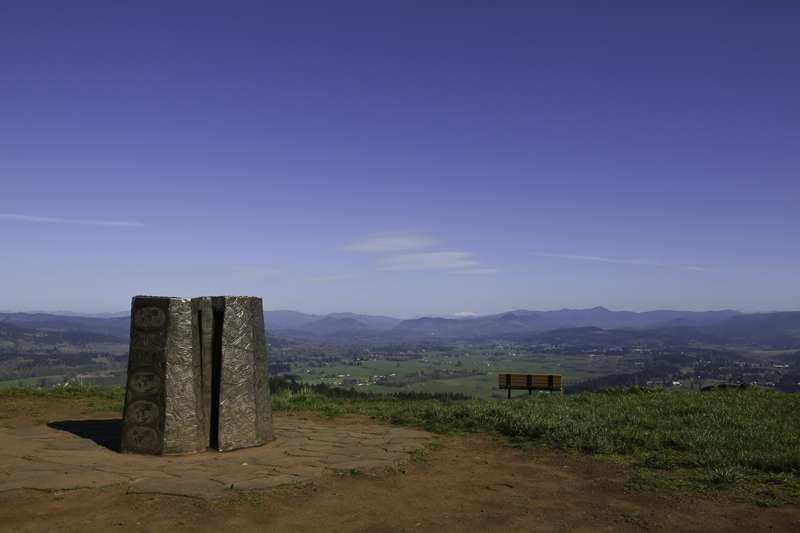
<box><xmin>122</xmin><ymin>296</ymin><xmax>170</xmax><ymax>455</ymax></box>
<box><xmin>132</xmin><ymin>331</ymin><xmax>167</xmax><ymax>351</ymax></box>
<box><xmin>212</xmin><ymin>296</ymin><xmax>272</xmax><ymax>451</ymax></box>
<box><xmin>134</xmin><ymin>306</ymin><xmax>166</xmax><ymax>330</ymax></box>
<box><xmin>218</xmin><ymin>297</ymin><xmax>258</xmax><ymax>451</ymax></box>
<box><xmin>163</xmin><ymin>298</ymin><xmax>204</xmax><ymax>454</ymax></box>
<box><xmin>129</xmin><ymin>349</ymin><xmax>158</xmax><ymax>368</ymax></box>
<box><xmin>251</xmin><ymin>297</ymin><xmax>273</xmax><ymax>443</ymax></box>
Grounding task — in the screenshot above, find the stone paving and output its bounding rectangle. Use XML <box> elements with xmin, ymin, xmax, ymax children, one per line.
<box><xmin>0</xmin><ymin>413</ymin><xmax>431</xmax><ymax>499</ymax></box>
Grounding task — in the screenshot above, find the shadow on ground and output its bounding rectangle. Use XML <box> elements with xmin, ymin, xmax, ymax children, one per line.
<box><xmin>48</xmin><ymin>419</ymin><xmax>121</xmax><ymax>452</ymax></box>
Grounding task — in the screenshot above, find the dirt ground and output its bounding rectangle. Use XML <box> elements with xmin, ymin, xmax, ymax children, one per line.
<box><xmin>1</xmin><ymin>399</ymin><xmax>798</xmax><ymax>532</ymax></box>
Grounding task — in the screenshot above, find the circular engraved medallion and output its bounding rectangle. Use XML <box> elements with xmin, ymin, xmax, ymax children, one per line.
<box><xmin>134</xmin><ymin>307</ymin><xmax>166</xmax><ymax>330</ymax></box>
<box><xmin>129</xmin><ymin>372</ymin><xmax>160</xmax><ymax>395</ymax></box>
<box><xmin>124</xmin><ymin>426</ymin><xmax>160</xmax><ymax>452</ymax></box>
<box><xmin>128</xmin><ymin>400</ymin><xmax>160</xmax><ymax>425</ymax></box>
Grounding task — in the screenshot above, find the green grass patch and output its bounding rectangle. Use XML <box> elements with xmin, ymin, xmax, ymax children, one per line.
<box><xmin>272</xmin><ymin>383</ymin><xmax>800</xmax><ymax>505</ymax></box>
<box><xmin>0</xmin><ymin>385</ymin><xmax>125</xmax><ymax>411</ymax></box>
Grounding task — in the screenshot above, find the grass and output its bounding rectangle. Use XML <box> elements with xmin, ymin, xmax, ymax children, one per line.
<box><xmin>272</xmin><ymin>384</ymin><xmax>800</xmax><ymax>468</ymax></box>
<box><xmin>2</xmin><ymin>381</ymin><xmax>798</xmax><ymax>505</ymax></box>
<box><xmin>272</xmin><ymin>382</ymin><xmax>800</xmax><ymax>505</ymax></box>
<box><xmin>0</xmin><ymin>385</ymin><xmax>125</xmax><ymax>411</ymax></box>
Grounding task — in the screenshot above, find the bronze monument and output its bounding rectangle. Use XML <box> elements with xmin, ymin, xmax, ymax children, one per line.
<box><xmin>121</xmin><ymin>295</ymin><xmax>273</xmax><ymax>455</ymax></box>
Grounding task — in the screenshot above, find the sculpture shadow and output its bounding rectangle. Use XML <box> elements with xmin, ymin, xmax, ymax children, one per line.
<box><xmin>48</xmin><ymin>419</ymin><xmax>122</xmax><ymax>452</ymax></box>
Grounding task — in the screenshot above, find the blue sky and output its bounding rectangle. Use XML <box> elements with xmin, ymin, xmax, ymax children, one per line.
<box><xmin>1</xmin><ymin>2</ymin><xmax>798</xmax><ymax>317</ymax></box>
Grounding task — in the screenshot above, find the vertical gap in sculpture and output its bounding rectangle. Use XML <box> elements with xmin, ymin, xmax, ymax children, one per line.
<box><xmin>209</xmin><ymin>301</ymin><xmax>224</xmax><ymax>450</ymax></box>
<box><xmin>197</xmin><ymin>308</ymin><xmax>204</xmax><ymax>401</ymax></box>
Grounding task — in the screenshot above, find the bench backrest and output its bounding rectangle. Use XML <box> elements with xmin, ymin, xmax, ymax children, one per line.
<box><xmin>498</xmin><ymin>373</ymin><xmax>562</xmax><ymax>391</ymax></box>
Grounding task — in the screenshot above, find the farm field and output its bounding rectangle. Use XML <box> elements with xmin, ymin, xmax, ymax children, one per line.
<box><xmin>292</xmin><ymin>354</ymin><xmax>630</xmax><ymax>398</ymax></box>
<box><xmin>0</xmin><ymin>374</ymin><xmax>65</xmax><ymax>389</ymax></box>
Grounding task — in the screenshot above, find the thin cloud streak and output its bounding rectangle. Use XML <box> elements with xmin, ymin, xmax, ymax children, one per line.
<box><xmin>452</xmin><ymin>267</ymin><xmax>499</xmax><ymax>275</ymax></box>
<box><xmin>534</xmin><ymin>252</ymin><xmax>716</xmax><ymax>272</ymax></box>
<box><xmin>0</xmin><ymin>213</ymin><xmax>144</xmax><ymax>227</ymax></box>
<box><xmin>685</xmin><ymin>266</ymin><xmax>716</xmax><ymax>272</ymax></box>
<box><xmin>346</xmin><ymin>232</ymin><xmax>496</xmax><ymax>273</ymax></box>
<box><xmin>343</xmin><ymin>232</ymin><xmax>436</xmax><ymax>252</ymax></box>
<box><xmin>379</xmin><ymin>251</ymin><xmax>479</xmax><ymax>271</ymax></box>
<box><xmin>231</xmin><ymin>266</ymin><xmax>285</xmax><ymax>280</ymax></box>
<box><xmin>309</xmin><ymin>274</ymin><xmax>361</xmax><ymax>282</ymax></box>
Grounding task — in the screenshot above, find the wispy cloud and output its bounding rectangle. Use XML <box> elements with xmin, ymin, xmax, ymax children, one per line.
<box><xmin>0</xmin><ymin>212</ymin><xmax>144</xmax><ymax>227</ymax></box>
<box><xmin>453</xmin><ymin>311</ymin><xmax>479</xmax><ymax>318</ymax></box>
<box><xmin>231</xmin><ymin>266</ymin><xmax>285</xmax><ymax>280</ymax></box>
<box><xmin>379</xmin><ymin>251</ymin><xmax>480</xmax><ymax>271</ymax></box>
<box><xmin>685</xmin><ymin>266</ymin><xmax>716</xmax><ymax>272</ymax></box>
<box><xmin>343</xmin><ymin>232</ymin><xmax>436</xmax><ymax>252</ymax></box>
<box><xmin>309</xmin><ymin>274</ymin><xmax>361</xmax><ymax>282</ymax></box>
<box><xmin>534</xmin><ymin>252</ymin><xmax>716</xmax><ymax>272</ymax></box>
<box><xmin>452</xmin><ymin>267</ymin><xmax>499</xmax><ymax>275</ymax></box>
<box><xmin>346</xmin><ymin>232</ymin><xmax>497</xmax><ymax>274</ymax></box>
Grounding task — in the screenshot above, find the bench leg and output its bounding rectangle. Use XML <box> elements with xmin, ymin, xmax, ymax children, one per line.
<box><xmin>507</xmin><ymin>388</ymin><xmax>511</xmax><ymax>400</ymax></box>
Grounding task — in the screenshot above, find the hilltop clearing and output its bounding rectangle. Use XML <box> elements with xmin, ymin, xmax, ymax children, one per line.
<box><xmin>0</xmin><ymin>386</ymin><xmax>798</xmax><ymax>531</ymax></box>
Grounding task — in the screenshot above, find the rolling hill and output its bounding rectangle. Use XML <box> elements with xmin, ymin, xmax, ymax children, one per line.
<box><xmin>0</xmin><ymin>312</ymin><xmax>129</xmax><ymax>339</ymax></box>
<box><xmin>388</xmin><ymin>307</ymin><xmax>742</xmax><ymax>339</ymax></box>
<box><xmin>2</xmin><ymin>308</ymin><xmax>799</xmax><ymax>346</ymax></box>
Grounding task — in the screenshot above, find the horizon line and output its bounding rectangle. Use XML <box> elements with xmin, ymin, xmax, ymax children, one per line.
<box><xmin>5</xmin><ymin>306</ymin><xmax>799</xmax><ymax>320</ymax></box>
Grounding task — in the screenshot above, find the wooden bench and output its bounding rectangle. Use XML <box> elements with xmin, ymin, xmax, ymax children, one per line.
<box><xmin>498</xmin><ymin>373</ymin><xmax>563</xmax><ymax>398</ymax></box>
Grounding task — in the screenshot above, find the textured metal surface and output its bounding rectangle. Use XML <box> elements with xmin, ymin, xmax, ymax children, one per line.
<box><xmin>163</xmin><ymin>298</ymin><xmax>206</xmax><ymax>454</ymax></box>
<box><xmin>122</xmin><ymin>294</ymin><xmax>272</xmax><ymax>455</ymax></box>
<box><xmin>251</xmin><ymin>297</ymin><xmax>272</xmax><ymax>444</ymax></box>
<box><xmin>217</xmin><ymin>296</ymin><xmax>273</xmax><ymax>451</ymax></box>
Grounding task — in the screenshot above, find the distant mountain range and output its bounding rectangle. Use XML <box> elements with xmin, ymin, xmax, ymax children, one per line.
<box><xmin>2</xmin><ymin>307</ymin><xmax>799</xmax><ymax>346</ymax></box>
<box><xmin>0</xmin><ymin>312</ymin><xmax>130</xmax><ymax>338</ymax></box>
<box><xmin>263</xmin><ymin>307</ymin><xmax>749</xmax><ymax>335</ymax></box>
<box><xmin>387</xmin><ymin>307</ymin><xmax>742</xmax><ymax>339</ymax></box>
<box><xmin>0</xmin><ymin>321</ymin><xmax>124</xmax><ymax>348</ymax></box>
<box><xmin>268</xmin><ymin>310</ymin><xmax>402</xmax><ymax>335</ymax></box>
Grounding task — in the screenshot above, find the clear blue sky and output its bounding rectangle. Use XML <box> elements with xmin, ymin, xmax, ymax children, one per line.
<box><xmin>1</xmin><ymin>2</ymin><xmax>798</xmax><ymax>317</ymax></box>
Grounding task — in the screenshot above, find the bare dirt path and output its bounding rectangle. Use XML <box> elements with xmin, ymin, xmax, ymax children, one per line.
<box><xmin>1</xmin><ymin>399</ymin><xmax>798</xmax><ymax>532</ymax></box>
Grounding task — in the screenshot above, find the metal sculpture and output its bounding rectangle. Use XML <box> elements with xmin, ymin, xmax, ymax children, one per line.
<box><xmin>121</xmin><ymin>295</ymin><xmax>273</xmax><ymax>455</ymax></box>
